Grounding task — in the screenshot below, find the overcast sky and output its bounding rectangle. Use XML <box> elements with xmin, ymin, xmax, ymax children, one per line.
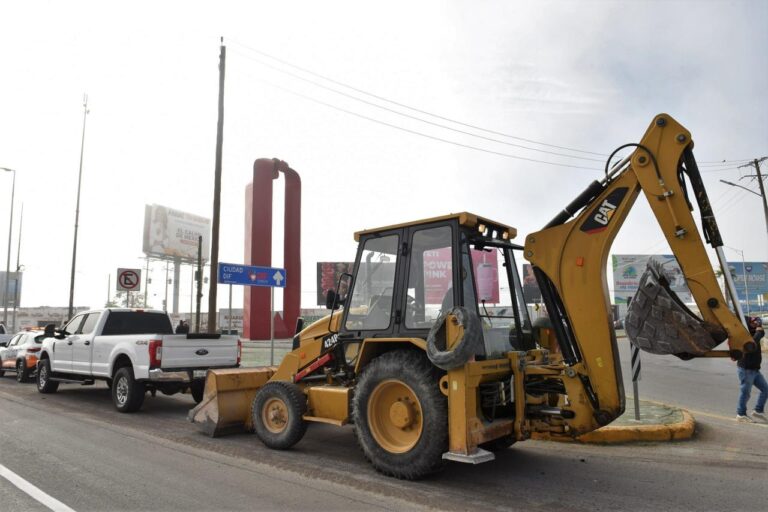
<box><xmin>1</xmin><ymin>0</ymin><xmax>766</xmax><ymax>316</ymax></box>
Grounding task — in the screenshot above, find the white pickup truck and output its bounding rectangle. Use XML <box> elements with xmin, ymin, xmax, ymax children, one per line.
<box><xmin>36</xmin><ymin>309</ymin><xmax>240</xmax><ymax>412</ymax></box>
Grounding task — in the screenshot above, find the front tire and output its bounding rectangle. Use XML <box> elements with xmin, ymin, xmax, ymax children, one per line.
<box><xmin>252</xmin><ymin>381</ymin><xmax>307</xmax><ymax>450</ymax></box>
<box><xmin>352</xmin><ymin>350</ymin><xmax>447</xmax><ymax>480</ymax></box>
<box><xmin>112</xmin><ymin>367</ymin><xmax>146</xmax><ymax>413</ymax></box>
<box><xmin>16</xmin><ymin>360</ymin><xmax>29</xmax><ymax>383</ymax></box>
<box><xmin>36</xmin><ymin>359</ymin><xmax>59</xmax><ymax>393</ymax></box>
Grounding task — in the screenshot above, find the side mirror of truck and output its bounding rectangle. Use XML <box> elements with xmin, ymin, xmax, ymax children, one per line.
<box><xmin>44</xmin><ymin>324</ymin><xmax>56</xmax><ymax>338</ymax></box>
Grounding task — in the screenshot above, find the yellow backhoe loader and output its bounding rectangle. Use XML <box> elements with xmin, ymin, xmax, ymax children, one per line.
<box><xmin>190</xmin><ymin>114</ymin><xmax>757</xmax><ymax>479</ymax></box>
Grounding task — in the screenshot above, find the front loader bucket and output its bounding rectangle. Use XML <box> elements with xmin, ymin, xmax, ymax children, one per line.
<box><xmin>626</xmin><ymin>260</ymin><xmax>727</xmax><ymax>356</ymax></box>
<box><xmin>188</xmin><ymin>367</ymin><xmax>275</xmax><ymax>437</ymax></box>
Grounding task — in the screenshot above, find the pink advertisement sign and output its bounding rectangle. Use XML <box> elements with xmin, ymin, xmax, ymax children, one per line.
<box><xmin>422</xmin><ymin>248</ymin><xmax>499</xmax><ymax>304</ymax></box>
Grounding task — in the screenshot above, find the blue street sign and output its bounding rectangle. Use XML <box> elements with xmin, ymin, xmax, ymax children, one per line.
<box><xmin>218</xmin><ymin>263</ymin><xmax>286</xmax><ymax>288</ymax></box>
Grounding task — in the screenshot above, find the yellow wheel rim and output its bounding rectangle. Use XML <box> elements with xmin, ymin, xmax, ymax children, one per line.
<box><xmin>262</xmin><ymin>397</ymin><xmax>289</xmax><ymax>434</ymax></box>
<box><xmin>367</xmin><ymin>379</ymin><xmax>423</xmax><ymax>454</ymax></box>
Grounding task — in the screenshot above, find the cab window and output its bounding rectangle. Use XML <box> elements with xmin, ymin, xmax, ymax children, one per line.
<box><xmin>345</xmin><ymin>234</ymin><xmax>399</xmax><ymax>331</ymax></box>
<box><xmin>63</xmin><ymin>315</ymin><xmax>85</xmax><ymax>335</ymax></box>
<box><xmin>78</xmin><ymin>313</ymin><xmax>100</xmax><ymax>335</ymax></box>
<box><xmin>404</xmin><ymin>226</ymin><xmax>454</xmax><ymax>329</ymax></box>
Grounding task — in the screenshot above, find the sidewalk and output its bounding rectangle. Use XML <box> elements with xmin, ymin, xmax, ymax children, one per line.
<box><xmin>533</xmin><ymin>397</ymin><xmax>695</xmax><ymax>444</ymax></box>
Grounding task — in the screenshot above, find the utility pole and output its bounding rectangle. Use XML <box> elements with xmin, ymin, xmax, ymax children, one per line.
<box><xmin>68</xmin><ymin>94</ymin><xmax>89</xmax><ymax>319</ymax></box>
<box><xmin>736</xmin><ymin>157</ymin><xmax>768</xmax><ymax>239</ymax></box>
<box><xmin>207</xmin><ymin>37</ymin><xmax>226</xmax><ymax>333</ymax></box>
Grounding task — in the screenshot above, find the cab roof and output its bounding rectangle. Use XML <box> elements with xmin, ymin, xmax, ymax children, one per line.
<box><xmin>354</xmin><ymin>212</ymin><xmax>517</xmax><ymax>242</ymax></box>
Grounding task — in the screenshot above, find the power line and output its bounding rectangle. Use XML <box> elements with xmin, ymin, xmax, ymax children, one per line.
<box><xmin>247</xmin><ymin>74</ymin><xmax>602</xmax><ymax>170</ymax></box>
<box><xmin>230</xmin><ymin>48</ymin><xmax>607</xmax><ymax>164</ymax></box>
<box><xmin>230</xmin><ymin>40</ymin><xmax>758</xmax><ymax>166</ymax></box>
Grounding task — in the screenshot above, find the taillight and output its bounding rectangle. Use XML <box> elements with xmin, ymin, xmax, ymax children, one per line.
<box><xmin>27</xmin><ymin>347</ymin><xmax>41</xmax><ymax>353</ymax></box>
<box><xmin>149</xmin><ymin>339</ymin><xmax>163</xmax><ymax>368</ymax></box>
<box><xmin>236</xmin><ymin>339</ymin><xmax>242</xmax><ymax>366</ymax></box>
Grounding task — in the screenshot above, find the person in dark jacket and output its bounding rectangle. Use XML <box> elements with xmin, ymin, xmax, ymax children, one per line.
<box><xmin>736</xmin><ymin>316</ymin><xmax>767</xmax><ymax>422</ymax></box>
<box><xmin>175</xmin><ymin>319</ymin><xmax>190</xmax><ymax>334</ymax></box>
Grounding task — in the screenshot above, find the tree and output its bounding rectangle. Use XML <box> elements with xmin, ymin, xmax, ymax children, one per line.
<box><xmin>105</xmin><ymin>291</ymin><xmax>146</xmax><ymax>308</ymax></box>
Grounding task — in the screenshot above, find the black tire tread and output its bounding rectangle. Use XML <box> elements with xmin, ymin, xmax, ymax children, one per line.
<box><xmin>252</xmin><ymin>381</ymin><xmax>308</xmax><ymax>450</ymax></box>
<box><xmin>36</xmin><ymin>359</ymin><xmax>58</xmax><ymax>393</ymax></box>
<box><xmin>426</xmin><ymin>307</ymin><xmax>482</xmax><ymax>370</ymax></box>
<box><xmin>112</xmin><ymin>366</ymin><xmax>146</xmax><ymax>413</ymax></box>
<box><xmin>16</xmin><ymin>360</ymin><xmax>29</xmax><ymax>383</ymax></box>
<box><xmin>190</xmin><ymin>381</ymin><xmax>205</xmax><ymax>404</ymax></box>
<box><xmin>352</xmin><ymin>349</ymin><xmax>447</xmax><ymax>480</ymax></box>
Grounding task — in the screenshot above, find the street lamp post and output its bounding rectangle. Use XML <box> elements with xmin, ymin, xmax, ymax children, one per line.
<box><xmin>725</xmin><ymin>246</ymin><xmax>750</xmax><ymax>316</ymax></box>
<box><xmin>720</xmin><ymin>178</ymin><xmax>768</xmax><ymax>240</ymax></box>
<box><xmin>12</xmin><ymin>204</ymin><xmax>23</xmax><ymax>332</ymax></box>
<box><xmin>68</xmin><ymin>94</ymin><xmax>89</xmax><ymax>319</ymax></box>
<box><xmin>1</xmin><ymin>167</ymin><xmax>16</xmax><ymax>329</ymax></box>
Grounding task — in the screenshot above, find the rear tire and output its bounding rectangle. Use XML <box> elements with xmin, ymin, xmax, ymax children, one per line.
<box><xmin>16</xmin><ymin>360</ymin><xmax>29</xmax><ymax>383</ymax></box>
<box><xmin>36</xmin><ymin>359</ymin><xmax>59</xmax><ymax>393</ymax></box>
<box><xmin>190</xmin><ymin>381</ymin><xmax>205</xmax><ymax>404</ymax></box>
<box><xmin>112</xmin><ymin>367</ymin><xmax>145</xmax><ymax>413</ymax></box>
<box><xmin>252</xmin><ymin>381</ymin><xmax>308</xmax><ymax>450</ymax></box>
<box><xmin>353</xmin><ymin>350</ymin><xmax>447</xmax><ymax>480</ymax></box>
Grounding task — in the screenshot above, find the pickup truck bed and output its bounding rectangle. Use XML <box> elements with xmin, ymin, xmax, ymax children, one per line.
<box><xmin>37</xmin><ymin>309</ymin><xmax>240</xmax><ymax>412</ymax></box>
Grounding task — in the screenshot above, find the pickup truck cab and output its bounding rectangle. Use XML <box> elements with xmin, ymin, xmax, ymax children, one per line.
<box><xmin>37</xmin><ymin>309</ymin><xmax>240</xmax><ymax>412</ymax></box>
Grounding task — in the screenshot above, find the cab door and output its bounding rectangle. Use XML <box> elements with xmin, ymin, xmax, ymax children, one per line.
<box><xmin>71</xmin><ymin>312</ymin><xmax>100</xmax><ymax>374</ymax></box>
<box><xmin>52</xmin><ymin>314</ymin><xmax>85</xmax><ymax>373</ymax></box>
<box><xmin>2</xmin><ymin>334</ymin><xmax>22</xmax><ymax>370</ymax></box>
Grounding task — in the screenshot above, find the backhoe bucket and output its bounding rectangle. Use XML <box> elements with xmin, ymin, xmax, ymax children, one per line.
<box><xmin>625</xmin><ymin>260</ymin><xmax>727</xmax><ymax>356</ymax></box>
<box><xmin>188</xmin><ymin>367</ymin><xmax>275</xmax><ymax>437</ymax></box>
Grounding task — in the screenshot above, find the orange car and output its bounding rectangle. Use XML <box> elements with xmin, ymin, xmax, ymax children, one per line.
<box><xmin>0</xmin><ymin>330</ymin><xmax>44</xmax><ymax>382</ymax></box>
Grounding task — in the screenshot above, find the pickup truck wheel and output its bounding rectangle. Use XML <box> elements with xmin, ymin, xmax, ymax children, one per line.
<box><xmin>37</xmin><ymin>359</ymin><xmax>59</xmax><ymax>393</ymax></box>
<box><xmin>112</xmin><ymin>367</ymin><xmax>146</xmax><ymax>413</ymax></box>
<box><xmin>252</xmin><ymin>381</ymin><xmax>307</xmax><ymax>450</ymax></box>
<box><xmin>190</xmin><ymin>381</ymin><xmax>205</xmax><ymax>404</ymax></box>
<box><xmin>352</xmin><ymin>350</ymin><xmax>448</xmax><ymax>480</ymax></box>
<box><xmin>16</xmin><ymin>360</ymin><xmax>29</xmax><ymax>383</ymax></box>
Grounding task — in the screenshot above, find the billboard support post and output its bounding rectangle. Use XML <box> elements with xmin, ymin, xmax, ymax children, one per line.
<box><xmin>228</xmin><ymin>284</ymin><xmax>233</xmax><ymax>335</ymax></box>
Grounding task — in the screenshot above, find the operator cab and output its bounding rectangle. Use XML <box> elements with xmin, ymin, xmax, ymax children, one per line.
<box><xmin>334</xmin><ymin>213</ymin><xmax>534</xmax><ymax>361</ymax></box>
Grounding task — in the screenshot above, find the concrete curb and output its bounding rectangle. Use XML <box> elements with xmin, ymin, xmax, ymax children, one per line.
<box><xmin>531</xmin><ymin>409</ymin><xmax>695</xmax><ymax>444</ymax></box>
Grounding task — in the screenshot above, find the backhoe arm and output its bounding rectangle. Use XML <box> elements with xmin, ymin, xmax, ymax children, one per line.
<box><xmin>523</xmin><ymin>113</ymin><xmax>755</xmax><ymax>434</ymax></box>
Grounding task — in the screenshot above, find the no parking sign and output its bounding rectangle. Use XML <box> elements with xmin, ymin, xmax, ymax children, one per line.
<box><xmin>117</xmin><ymin>268</ymin><xmax>142</xmax><ymax>292</ymax></box>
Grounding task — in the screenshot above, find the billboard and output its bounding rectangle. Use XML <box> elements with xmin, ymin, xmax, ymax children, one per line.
<box><xmin>143</xmin><ymin>204</ymin><xmax>211</xmax><ymax>261</ymax></box>
<box><xmin>612</xmin><ymin>254</ymin><xmax>692</xmax><ymax>304</ymax></box>
<box><xmin>316</xmin><ymin>262</ymin><xmax>355</xmax><ymax>305</ymax></box>
<box><xmin>0</xmin><ymin>271</ymin><xmax>22</xmax><ymax>308</ymax></box>
<box><xmin>724</xmin><ymin>261</ymin><xmax>768</xmax><ymax>312</ymax></box>
<box><xmin>522</xmin><ymin>264</ymin><xmax>542</xmax><ymax>303</ymax></box>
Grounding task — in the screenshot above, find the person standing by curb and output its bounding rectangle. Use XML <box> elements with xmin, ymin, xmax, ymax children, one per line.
<box><xmin>736</xmin><ymin>316</ymin><xmax>767</xmax><ymax>422</ymax></box>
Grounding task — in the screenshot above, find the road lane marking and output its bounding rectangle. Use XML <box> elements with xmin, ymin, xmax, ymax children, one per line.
<box><xmin>0</xmin><ymin>463</ymin><xmax>76</xmax><ymax>512</ymax></box>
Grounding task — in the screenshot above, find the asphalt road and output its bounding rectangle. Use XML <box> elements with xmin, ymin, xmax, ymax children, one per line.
<box><xmin>0</xmin><ymin>344</ymin><xmax>766</xmax><ymax>512</ymax></box>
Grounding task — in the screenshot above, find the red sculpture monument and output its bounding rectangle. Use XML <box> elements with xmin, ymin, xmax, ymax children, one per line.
<box><xmin>243</xmin><ymin>158</ymin><xmax>301</xmax><ymax>340</ymax></box>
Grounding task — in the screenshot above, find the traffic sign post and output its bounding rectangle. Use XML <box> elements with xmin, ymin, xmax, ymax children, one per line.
<box><xmin>218</xmin><ymin>263</ymin><xmax>287</xmax><ymax>362</ymax></box>
<box><xmin>117</xmin><ymin>268</ymin><xmax>142</xmax><ymax>307</ymax></box>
